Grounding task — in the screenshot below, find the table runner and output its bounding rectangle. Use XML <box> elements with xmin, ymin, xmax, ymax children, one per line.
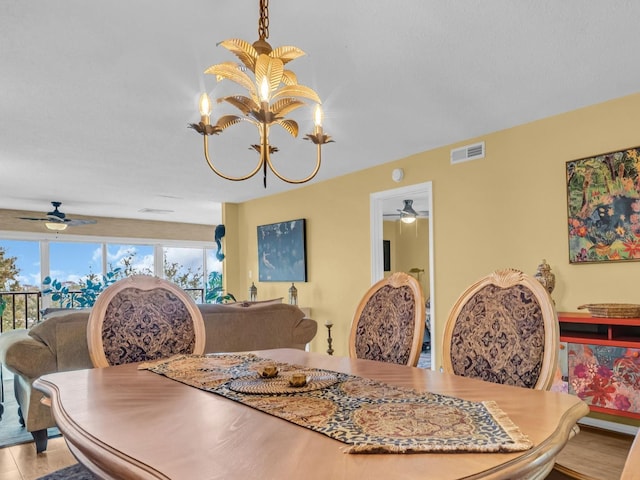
<box><xmin>140</xmin><ymin>353</ymin><xmax>532</xmax><ymax>454</ymax></box>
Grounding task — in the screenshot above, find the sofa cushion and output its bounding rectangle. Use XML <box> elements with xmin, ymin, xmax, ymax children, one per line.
<box><xmin>28</xmin><ymin>309</ymin><xmax>91</xmax><ymax>356</ymax></box>
<box><xmin>0</xmin><ymin>329</ymin><xmax>57</xmax><ymax>379</ymax></box>
<box><xmin>197</xmin><ymin>302</ymin><xmax>312</xmax><ymax>351</ymax></box>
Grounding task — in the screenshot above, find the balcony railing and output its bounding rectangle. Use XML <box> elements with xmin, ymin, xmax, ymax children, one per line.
<box><xmin>0</xmin><ymin>288</ymin><xmax>207</xmax><ymax>333</ymax></box>
<box><xmin>0</xmin><ymin>291</ymin><xmax>42</xmax><ymax>332</ymax></box>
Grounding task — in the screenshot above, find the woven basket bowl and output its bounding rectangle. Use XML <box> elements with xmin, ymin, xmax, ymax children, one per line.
<box><xmin>577</xmin><ymin>303</ymin><xmax>640</xmax><ymax>318</ymax></box>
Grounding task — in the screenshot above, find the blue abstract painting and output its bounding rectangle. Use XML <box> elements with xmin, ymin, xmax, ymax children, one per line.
<box><xmin>258</xmin><ymin>219</ymin><xmax>307</xmax><ymax>282</ymax></box>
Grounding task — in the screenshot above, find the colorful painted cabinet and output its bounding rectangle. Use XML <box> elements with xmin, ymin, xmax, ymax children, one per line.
<box><xmin>559</xmin><ymin>312</ymin><xmax>640</xmax><ymax>419</ymax></box>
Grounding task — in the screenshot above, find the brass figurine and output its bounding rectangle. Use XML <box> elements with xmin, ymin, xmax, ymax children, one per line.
<box><xmin>534</xmin><ymin>259</ymin><xmax>556</xmax><ymax>295</ymax></box>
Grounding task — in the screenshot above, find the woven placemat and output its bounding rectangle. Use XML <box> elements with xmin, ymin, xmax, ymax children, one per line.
<box><xmin>228</xmin><ymin>372</ymin><xmax>339</xmax><ymax>394</ymax></box>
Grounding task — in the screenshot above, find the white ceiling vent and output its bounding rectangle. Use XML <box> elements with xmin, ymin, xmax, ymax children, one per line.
<box><xmin>450</xmin><ymin>141</ymin><xmax>485</xmax><ymax>164</ymax></box>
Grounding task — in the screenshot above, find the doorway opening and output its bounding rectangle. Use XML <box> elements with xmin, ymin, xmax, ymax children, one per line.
<box><xmin>370</xmin><ymin>181</ymin><xmax>434</xmax><ymax>368</ymax></box>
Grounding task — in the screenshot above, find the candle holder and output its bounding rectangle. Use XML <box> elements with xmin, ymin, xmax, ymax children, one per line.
<box><xmin>288</xmin><ymin>283</ymin><xmax>298</xmax><ymax>305</ymax></box>
<box><xmin>249</xmin><ymin>282</ymin><xmax>257</xmax><ymax>302</ymax></box>
<box><xmin>325</xmin><ymin>322</ymin><xmax>334</xmax><ymax>356</ymax></box>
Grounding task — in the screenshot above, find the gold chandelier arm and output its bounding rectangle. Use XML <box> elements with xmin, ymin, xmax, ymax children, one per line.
<box><xmin>202</xmin><ymin>135</ymin><xmax>263</xmax><ymax>182</ymax></box>
<box><xmin>265</xmin><ymin>142</ymin><xmax>322</xmax><ymax>185</ymax></box>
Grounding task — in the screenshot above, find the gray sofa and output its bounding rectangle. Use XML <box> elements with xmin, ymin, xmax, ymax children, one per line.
<box><xmin>0</xmin><ymin>302</ymin><xmax>317</xmax><ymax>452</ymax></box>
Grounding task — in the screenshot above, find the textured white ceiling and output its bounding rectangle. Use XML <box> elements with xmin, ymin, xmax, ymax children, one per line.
<box><xmin>2</xmin><ymin>1</ymin><xmax>639</xmax><ymax>226</ymax></box>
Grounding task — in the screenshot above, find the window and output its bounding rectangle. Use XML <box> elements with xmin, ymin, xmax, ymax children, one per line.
<box><xmin>0</xmin><ymin>235</ymin><xmax>216</xmax><ymax>331</ymax></box>
<box><xmin>50</xmin><ymin>241</ymin><xmax>101</xmax><ymax>285</ymax></box>
<box><xmin>107</xmin><ymin>244</ymin><xmax>154</xmax><ymax>278</ymax></box>
<box><xmin>49</xmin><ymin>241</ymin><xmax>101</xmax><ymax>308</ymax></box>
<box><xmin>0</xmin><ymin>239</ymin><xmax>40</xmax><ymax>290</ymax></box>
<box><xmin>163</xmin><ymin>247</ymin><xmax>206</xmax><ymax>302</ymax></box>
<box><xmin>205</xmin><ymin>248</ymin><xmax>223</xmax><ymax>303</ymax></box>
<box><xmin>0</xmin><ymin>239</ymin><xmax>41</xmax><ymax>330</ymax></box>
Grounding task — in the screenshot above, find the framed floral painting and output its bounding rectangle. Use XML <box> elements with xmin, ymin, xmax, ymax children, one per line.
<box><xmin>566</xmin><ymin>146</ymin><xmax>640</xmax><ymax>263</ymax></box>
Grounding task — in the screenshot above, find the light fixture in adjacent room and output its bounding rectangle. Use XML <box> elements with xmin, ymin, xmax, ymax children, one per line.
<box><xmin>399</xmin><ymin>200</ymin><xmax>419</xmax><ymax>224</ymax></box>
<box><xmin>189</xmin><ymin>0</ymin><xmax>333</xmax><ymax>188</ymax></box>
<box><xmin>45</xmin><ymin>222</ymin><xmax>68</xmax><ymax>231</ymax></box>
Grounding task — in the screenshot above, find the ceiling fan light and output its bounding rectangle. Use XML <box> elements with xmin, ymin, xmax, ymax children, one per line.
<box><xmin>401</xmin><ymin>216</ymin><xmax>416</xmax><ymax>224</ymax></box>
<box><xmin>45</xmin><ymin>222</ymin><xmax>68</xmax><ymax>231</ymax></box>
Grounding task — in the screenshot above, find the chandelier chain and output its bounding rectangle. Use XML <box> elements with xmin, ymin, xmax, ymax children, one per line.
<box><xmin>258</xmin><ymin>0</ymin><xmax>269</xmax><ymax>40</ymax></box>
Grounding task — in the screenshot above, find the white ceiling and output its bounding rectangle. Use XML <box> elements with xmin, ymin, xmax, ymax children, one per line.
<box><xmin>2</xmin><ymin>1</ymin><xmax>640</xmax><ymax>226</ymax></box>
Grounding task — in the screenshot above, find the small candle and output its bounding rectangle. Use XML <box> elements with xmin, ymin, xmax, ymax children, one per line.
<box><xmin>314</xmin><ymin>105</ymin><xmax>323</xmax><ymax>135</ymax></box>
<box><xmin>260</xmin><ymin>363</ymin><xmax>278</xmax><ymax>378</ymax></box>
<box><xmin>290</xmin><ymin>373</ymin><xmax>308</xmax><ymax>387</ymax></box>
<box><xmin>199</xmin><ymin>93</ymin><xmax>211</xmax><ymax>125</ymax></box>
<box><xmin>260</xmin><ymin>77</ymin><xmax>270</xmax><ymax>103</ymax></box>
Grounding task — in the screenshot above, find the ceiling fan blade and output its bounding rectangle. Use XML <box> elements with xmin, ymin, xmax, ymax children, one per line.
<box><xmin>18</xmin><ymin>200</ymin><xmax>97</xmax><ymax>227</ymax></box>
<box><xmin>66</xmin><ymin>219</ymin><xmax>97</xmax><ymax>226</ymax></box>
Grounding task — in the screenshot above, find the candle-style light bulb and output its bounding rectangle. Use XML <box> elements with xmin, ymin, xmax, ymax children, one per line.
<box><xmin>314</xmin><ymin>105</ymin><xmax>323</xmax><ymax>134</ymax></box>
<box><xmin>260</xmin><ymin>77</ymin><xmax>270</xmax><ymax>103</ymax></box>
<box><xmin>199</xmin><ymin>93</ymin><xmax>212</xmax><ymax>124</ymax></box>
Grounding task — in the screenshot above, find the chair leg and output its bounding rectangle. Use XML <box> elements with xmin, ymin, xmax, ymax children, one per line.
<box><xmin>14</xmin><ymin>379</ymin><xmax>25</xmax><ymax>426</ymax></box>
<box><xmin>31</xmin><ymin>429</ymin><xmax>48</xmax><ymax>453</ymax></box>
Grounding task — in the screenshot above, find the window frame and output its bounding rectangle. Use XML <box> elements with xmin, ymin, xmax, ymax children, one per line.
<box><xmin>0</xmin><ymin>230</ymin><xmax>218</xmax><ymax>309</ymax></box>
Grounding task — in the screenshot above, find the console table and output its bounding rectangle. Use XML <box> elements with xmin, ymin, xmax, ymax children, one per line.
<box><xmin>558</xmin><ymin>312</ymin><xmax>640</xmax><ymax>420</ymax></box>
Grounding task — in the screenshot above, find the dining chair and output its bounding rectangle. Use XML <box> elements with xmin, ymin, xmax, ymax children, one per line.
<box><xmin>548</xmin><ymin>427</ymin><xmax>640</xmax><ymax>480</ymax></box>
<box><xmin>349</xmin><ymin>272</ymin><xmax>425</xmax><ymax>367</ymax></box>
<box><xmin>87</xmin><ymin>275</ymin><xmax>206</xmax><ymax>367</ymax></box>
<box><xmin>621</xmin><ymin>429</ymin><xmax>640</xmax><ymax>480</ymax></box>
<box><xmin>442</xmin><ymin>268</ymin><xmax>559</xmax><ymax>390</ymax></box>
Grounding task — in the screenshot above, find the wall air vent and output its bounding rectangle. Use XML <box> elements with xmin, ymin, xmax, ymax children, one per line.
<box><xmin>450</xmin><ymin>141</ymin><xmax>485</xmax><ymax>164</ymax></box>
<box><xmin>138</xmin><ymin>208</ymin><xmax>174</xmax><ymax>214</ymax></box>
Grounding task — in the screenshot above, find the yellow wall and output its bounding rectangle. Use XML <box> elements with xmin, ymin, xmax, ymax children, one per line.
<box><xmin>226</xmin><ymin>92</ymin><xmax>640</xmax><ymax>367</ymax></box>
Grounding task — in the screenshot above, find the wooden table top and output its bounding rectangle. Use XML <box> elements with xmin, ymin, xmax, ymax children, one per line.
<box><xmin>34</xmin><ymin>348</ymin><xmax>589</xmax><ymax>480</ymax></box>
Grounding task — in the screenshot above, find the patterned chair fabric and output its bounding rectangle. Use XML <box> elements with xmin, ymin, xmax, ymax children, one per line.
<box><xmin>442</xmin><ymin>269</ymin><xmax>559</xmax><ymax>390</ymax></box>
<box><xmin>349</xmin><ymin>272</ymin><xmax>425</xmax><ymax>366</ymax></box>
<box><xmin>87</xmin><ymin>275</ymin><xmax>205</xmax><ymax>367</ymax></box>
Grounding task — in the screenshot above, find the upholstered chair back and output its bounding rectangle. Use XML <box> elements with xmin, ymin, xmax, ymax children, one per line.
<box><xmin>87</xmin><ymin>275</ymin><xmax>205</xmax><ymax>367</ymax></box>
<box><xmin>442</xmin><ymin>269</ymin><xmax>559</xmax><ymax>390</ymax></box>
<box><xmin>349</xmin><ymin>272</ymin><xmax>425</xmax><ymax>366</ymax></box>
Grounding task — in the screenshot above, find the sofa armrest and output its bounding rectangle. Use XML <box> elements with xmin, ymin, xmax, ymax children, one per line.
<box><xmin>292</xmin><ymin>317</ymin><xmax>318</xmax><ymax>348</ymax></box>
<box><xmin>0</xmin><ymin>329</ymin><xmax>57</xmax><ymax>380</ymax></box>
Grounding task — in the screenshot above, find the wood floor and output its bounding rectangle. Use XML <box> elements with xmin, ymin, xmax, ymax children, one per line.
<box><xmin>551</xmin><ymin>425</ymin><xmax>635</xmax><ymax>480</ymax></box>
<box><xmin>0</xmin><ymin>437</ymin><xmax>76</xmax><ymax>480</ymax></box>
<box><xmin>0</xmin><ymin>424</ymin><xmax>633</xmax><ymax>479</ymax></box>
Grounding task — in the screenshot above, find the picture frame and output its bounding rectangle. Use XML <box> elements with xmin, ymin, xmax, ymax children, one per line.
<box><xmin>566</xmin><ymin>146</ymin><xmax>640</xmax><ymax>264</ymax></box>
<box><xmin>257</xmin><ymin>219</ymin><xmax>307</xmax><ymax>281</ymax></box>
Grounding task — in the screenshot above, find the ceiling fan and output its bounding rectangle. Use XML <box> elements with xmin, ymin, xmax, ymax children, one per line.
<box><xmin>383</xmin><ymin>199</ymin><xmax>429</xmax><ymax>224</ymax></box>
<box><xmin>19</xmin><ymin>201</ymin><xmax>97</xmax><ymax>231</ymax></box>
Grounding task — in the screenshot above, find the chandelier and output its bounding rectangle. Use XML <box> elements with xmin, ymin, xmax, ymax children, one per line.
<box><xmin>189</xmin><ymin>0</ymin><xmax>333</xmax><ymax>187</ymax></box>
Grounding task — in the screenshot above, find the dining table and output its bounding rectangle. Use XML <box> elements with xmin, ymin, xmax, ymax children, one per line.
<box><xmin>33</xmin><ymin>348</ymin><xmax>589</xmax><ymax>480</ymax></box>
